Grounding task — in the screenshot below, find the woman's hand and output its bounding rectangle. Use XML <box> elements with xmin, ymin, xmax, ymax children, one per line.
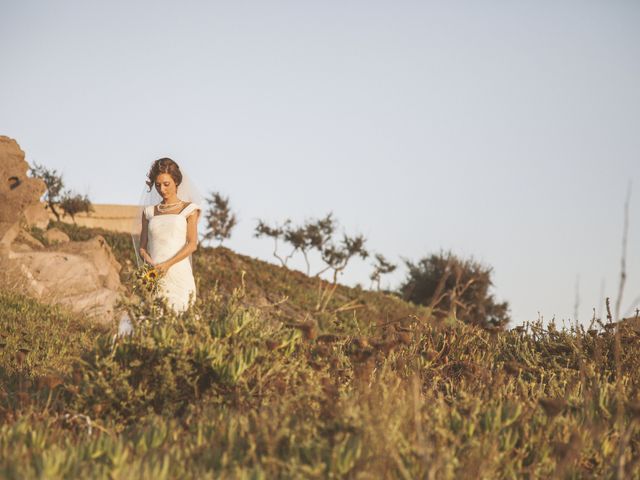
<box><xmin>139</xmin><ymin>248</ymin><xmax>155</xmax><ymax>265</ymax></box>
<box><xmin>155</xmin><ymin>262</ymin><xmax>171</xmax><ymax>276</ymax></box>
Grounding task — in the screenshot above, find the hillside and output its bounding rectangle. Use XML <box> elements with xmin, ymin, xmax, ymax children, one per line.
<box><xmin>46</xmin><ymin>221</ymin><xmax>425</xmax><ymax>331</ymax></box>
<box><xmin>2</xmin><ymin>223</ymin><xmax>640</xmax><ymax>478</ymax></box>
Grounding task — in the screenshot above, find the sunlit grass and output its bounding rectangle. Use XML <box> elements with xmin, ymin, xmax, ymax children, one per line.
<box><xmin>2</xmin><ymin>225</ymin><xmax>640</xmax><ymax>478</ymax></box>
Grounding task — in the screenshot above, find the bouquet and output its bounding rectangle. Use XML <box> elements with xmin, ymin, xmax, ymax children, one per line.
<box><xmin>132</xmin><ymin>263</ymin><xmax>161</xmax><ymax>296</ymax></box>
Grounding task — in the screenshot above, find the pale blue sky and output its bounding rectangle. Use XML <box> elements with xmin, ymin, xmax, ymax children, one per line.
<box><xmin>2</xmin><ymin>0</ymin><xmax>639</xmax><ymax>325</ymax></box>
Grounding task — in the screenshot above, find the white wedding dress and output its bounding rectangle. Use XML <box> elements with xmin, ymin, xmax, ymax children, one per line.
<box><xmin>145</xmin><ymin>202</ymin><xmax>201</xmax><ymax>312</ymax></box>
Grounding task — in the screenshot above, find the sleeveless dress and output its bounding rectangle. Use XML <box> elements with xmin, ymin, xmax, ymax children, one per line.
<box><xmin>145</xmin><ymin>203</ymin><xmax>201</xmax><ymax>312</ymax></box>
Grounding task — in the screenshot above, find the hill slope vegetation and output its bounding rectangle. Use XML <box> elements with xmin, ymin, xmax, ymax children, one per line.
<box><xmin>1</xmin><ymin>224</ymin><xmax>640</xmax><ymax>478</ymax></box>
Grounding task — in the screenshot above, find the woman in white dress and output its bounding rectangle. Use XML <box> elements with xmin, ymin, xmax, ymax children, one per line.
<box><xmin>138</xmin><ymin>158</ymin><xmax>201</xmax><ymax>312</ymax></box>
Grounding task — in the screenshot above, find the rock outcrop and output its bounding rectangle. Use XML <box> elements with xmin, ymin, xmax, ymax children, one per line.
<box><xmin>0</xmin><ymin>136</ymin><xmax>46</xmax><ymax>248</ymax></box>
<box><xmin>0</xmin><ymin>136</ymin><xmax>122</xmax><ymax>324</ymax></box>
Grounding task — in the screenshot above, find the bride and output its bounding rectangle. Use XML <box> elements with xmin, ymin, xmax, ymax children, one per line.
<box><xmin>136</xmin><ymin>157</ymin><xmax>201</xmax><ymax>313</ymax></box>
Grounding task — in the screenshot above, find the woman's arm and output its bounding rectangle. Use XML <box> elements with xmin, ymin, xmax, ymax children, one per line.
<box><xmin>138</xmin><ymin>212</ymin><xmax>155</xmax><ymax>264</ymax></box>
<box><xmin>155</xmin><ymin>210</ymin><xmax>200</xmax><ymax>275</ymax></box>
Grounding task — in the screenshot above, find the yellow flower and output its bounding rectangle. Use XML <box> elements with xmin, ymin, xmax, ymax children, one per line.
<box><xmin>144</xmin><ymin>268</ymin><xmax>159</xmax><ymax>281</ymax></box>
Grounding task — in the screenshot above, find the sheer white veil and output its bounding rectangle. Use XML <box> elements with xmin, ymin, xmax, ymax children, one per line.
<box><xmin>131</xmin><ymin>161</ymin><xmax>204</xmax><ymax>266</ymax></box>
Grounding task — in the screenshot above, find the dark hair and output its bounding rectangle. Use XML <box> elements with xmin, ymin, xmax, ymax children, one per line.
<box><xmin>146</xmin><ymin>157</ymin><xmax>183</xmax><ymax>191</ymax></box>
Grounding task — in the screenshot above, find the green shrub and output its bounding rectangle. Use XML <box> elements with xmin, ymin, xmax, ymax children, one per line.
<box><xmin>400</xmin><ymin>251</ymin><xmax>510</xmax><ymax>328</ymax></box>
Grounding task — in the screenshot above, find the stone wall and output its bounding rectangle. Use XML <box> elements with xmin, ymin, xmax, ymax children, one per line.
<box><xmin>50</xmin><ymin>203</ymin><xmax>139</xmax><ymax>233</ymax></box>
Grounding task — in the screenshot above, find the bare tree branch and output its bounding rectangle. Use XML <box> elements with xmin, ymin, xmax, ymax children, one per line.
<box><xmin>615</xmin><ymin>181</ymin><xmax>632</xmax><ymax>320</ymax></box>
<box><xmin>255</xmin><ymin>219</ymin><xmax>291</xmax><ymax>267</ymax></box>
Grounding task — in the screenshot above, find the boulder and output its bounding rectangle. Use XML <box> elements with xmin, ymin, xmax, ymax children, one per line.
<box><xmin>6</xmin><ymin>235</ymin><xmax>122</xmax><ymax>323</ymax></box>
<box><xmin>43</xmin><ymin>227</ymin><xmax>70</xmax><ymax>245</ymax></box>
<box><xmin>56</xmin><ymin>235</ymin><xmax>121</xmax><ymax>291</ymax></box>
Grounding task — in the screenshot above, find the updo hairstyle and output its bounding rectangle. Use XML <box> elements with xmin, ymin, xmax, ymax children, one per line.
<box><xmin>146</xmin><ymin>158</ymin><xmax>183</xmax><ymax>191</ymax></box>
